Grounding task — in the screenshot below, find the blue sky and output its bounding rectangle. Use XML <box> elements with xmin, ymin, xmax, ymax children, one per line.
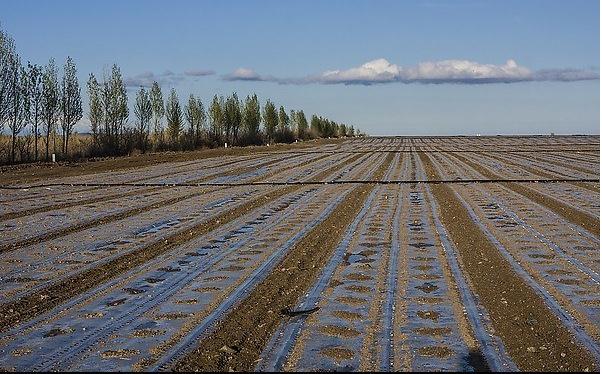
<box><xmin>1</xmin><ymin>0</ymin><xmax>599</xmax><ymax>135</ymax></box>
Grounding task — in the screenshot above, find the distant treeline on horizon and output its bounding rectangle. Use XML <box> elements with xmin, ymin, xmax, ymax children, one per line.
<box><xmin>0</xmin><ymin>26</ymin><xmax>364</xmax><ymax>165</ymax></box>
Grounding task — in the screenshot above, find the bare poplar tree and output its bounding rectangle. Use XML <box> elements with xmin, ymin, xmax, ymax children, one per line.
<box><xmin>228</xmin><ymin>93</ymin><xmax>242</xmax><ymax>145</ymax></box>
<box><xmin>297</xmin><ymin>110</ymin><xmax>308</xmax><ymax>140</ymax></box>
<box><xmin>87</xmin><ymin>73</ymin><xmax>103</xmax><ymax>149</ymax></box>
<box><xmin>60</xmin><ymin>56</ymin><xmax>82</xmax><ymax>155</ymax></box>
<box><xmin>195</xmin><ymin>97</ymin><xmax>206</xmax><ymax>146</ymax></box>
<box><xmin>242</xmin><ymin>93</ymin><xmax>261</xmax><ymax>144</ymax></box>
<box><xmin>8</xmin><ymin>60</ymin><xmax>28</xmax><ymax>163</ymax></box>
<box><xmin>134</xmin><ymin>87</ymin><xmax>152</xmax><ymax>152</ymax></box>
<box><xmin>222</xmin><ymin>93</ymin><xmax>241</xmax><ymax>145</ymax></box>
<box><xmin>277</xmin><ymin>106</ymin><xmax>289</xmax><ymax>133</ymax></box>
<box><xmin>209</xmin><ymin>95</ymin><xmax>223</xmax><ymax>143</ymax></box>
<box><xmin>0</xmin><ymin>28</ymin><xmax>18</xmax><ymax>158</ymax></box>
<box><xmin>165</xmin><ymin>88</ymin><xmax>182</xmax><ymax>146</ymax></box>
<box><xmin>27</xmin><ymin>63</ymin><xmax>42</xmax><ymax>160</ymax></box>
<box><xmin>185</xmin><ymin>94</ymin><xmax>204</xmax><ymax>148</ymax></box>
<box><xmin>150</xmin><ymin>81</ymin><xmax>164</xmax><ymax>147</ymax></box>
<box><xmin>262</xmin><ymin>100</ymin><xmax>278</xmax><ymax>143</ymax></box>
<box><xmin>276</xmin><ymin>105</ymin><xmax>292</xmax><ymax>142</ymax></box>
<box><xmin>41</xmin><ymin>58</ymin><xmax>59</xmax><ymax>161</ymax></box>
<box><xmin>101</xmin><ymin>65</ymin><xmax>128</xmax><ymax>153</ymax></box>
<box><xmin>290</xmin><ymin>109</ymin><xmax>297</xmax><ymax>137</ymax></box>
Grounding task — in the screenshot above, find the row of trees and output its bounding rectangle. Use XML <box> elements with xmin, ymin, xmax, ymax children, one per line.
<box><xmin>1</xmin><ymin>28</ymin><xmax>82</xmax><ymax>163</ymax></box>
<box><xmin>0</xmin><ymin>26</ymin><xmax>363</xmax><ymax>165</ymax></box>
<box><xmin>122</xmin><ymin>84</ymin><xmax>359</xmax><ymax>154</ymax></box>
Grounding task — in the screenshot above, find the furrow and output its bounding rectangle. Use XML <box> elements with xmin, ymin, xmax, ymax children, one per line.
<box><xmin>0</xmin><ymin>154</ymin><xmax>365</xmax><ymax>331</ymax></box>
<box><xmin>419</xmin><ymin>152</ymin><xmax>598</xmax><ymax>371</ymax></box>
<box><xmin>445</xmin><ymin>151</ymin><xmax>599</xmax><ymax>236</ymax></box>
<box><xmin>170</xmin><ymin>153</ymin><xmax>395</xmax><ymax>371</ymax></box>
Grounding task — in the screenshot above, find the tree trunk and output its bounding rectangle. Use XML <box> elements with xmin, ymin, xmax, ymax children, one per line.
<box><xmin>34</xmin><ymin>127</ymin><xmax>38</xmax><ymax>161</ymax></box>
<box><xmin>45</xmin><ymin>132</ymin><xmax>50</xmax><ymax>161</ymax></box>
<box><xmin>11</xmin><ymin>132</ymin><xmax>16</xmax><ymax>164</ymax></box>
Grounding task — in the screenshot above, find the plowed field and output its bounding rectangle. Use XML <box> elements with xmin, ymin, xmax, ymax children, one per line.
<box><xmin>0</xmin><ymin>136</ymin><xmax>599</xmax><ymax>372</ymax></box>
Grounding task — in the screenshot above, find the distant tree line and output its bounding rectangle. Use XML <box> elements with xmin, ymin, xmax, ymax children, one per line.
<box><xmin>0</xmin><ymin>26</ymin><xmax>363</xmax><ymax>165</ymax></box>
<box><xmin>1</xmin><ymin>27</ymin><xmax>83</xmax><ymax>164</ymax></box>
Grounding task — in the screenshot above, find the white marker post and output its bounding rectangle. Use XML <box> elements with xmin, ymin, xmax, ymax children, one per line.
<box><xmin>52</xmin><ymin>153</ymin><xmax>56</xmax><ymax>163</ymax></box>
<box><xmin>224</xmin><ymin>142</ymin><xmax>228</xmax><ymax>148</ymax></box>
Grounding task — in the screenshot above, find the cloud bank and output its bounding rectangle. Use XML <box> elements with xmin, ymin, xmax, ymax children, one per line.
<box><xmin>124</xmin><ymin>59</ymin><xmax>598</xmax><ymax>88</ymax></box>
<box><xmin>184</xmin><ymin>69</ymin><xmax>215</xmax><ymax>77</ymax></box>
<box><xmin>223</xmin><ymin>58</ymin><xmax>599</xmax><ymax>85</ymax></box>
<box><xmin>125</xmin><ymin>68</ymin><xmax>215</xmax><ymax>88</ymax></box>
<box><xmin>222</xmin><ymin>68</ymin><xmax>263</xmax><ymax>81</ymax></box>
<box><xmin>222</xmin><ymin>68</ymin><xmax>278</xmax><ymax>82</ymax></box>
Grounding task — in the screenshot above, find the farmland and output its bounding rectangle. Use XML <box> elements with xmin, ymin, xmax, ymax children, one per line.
<box><xmin>0</xmin><ymin>135</ymin><xmax>599</xmax><ymax>372</ymax></box>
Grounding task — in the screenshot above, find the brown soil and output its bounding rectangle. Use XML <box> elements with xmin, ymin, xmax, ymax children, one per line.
<box><xmin>155</xmin><ymin>312</ymin><xmax>191</xmax><ymax>320</ymax></box>
<box><xmin>482</xmin><ymin>152</ymin><xmax>599</xmax><ymax>193</ymax></box>
<box><xmin>448</xmin><ymin>152</ymin><xmax>599</xmax><ymax>237</ymax></box>
<box><xmin>0</xmin><ymin>154</ymin><xmax>294</xmax><ymax>222</ymax></box>
<box><xmin>174</xmin><ymin>299</ymin><xmax>198</xmax><ymax>305</ymax></box>
<box><xmin>418</xmin><ymin>346</ymin><xmax>454</xmax><ymax>358</ymax></box>
<box><xmin>0</xmin><ymin>138</ymin><xmax>343</xmax><ymax>185</ymax></box>
<box><xmin>318</xmin><ymin>325</ymin><xmax>361</xmax><ymax>338</ymax></box>
<box><xmin>0</xmin><ymin>185</ymin><xmax>216</xmax><ymax>253</ymax></box>
<box><xmin>0</xmin><ymin>186</ymin><xmax>293</xmax><ymax>331</ymax></box>
<box><xmin>0</xmin><ymin>153</ymin><xmax>363</xmax><ymax>332</ymax></box>
<box><xmin>336</xmin><ymin>296</ymin><xmax>368</xmax><ymax>306</ymax></box>
<box><xmin>527</xmin><ymin>153</ymin><xmax>599</xmax><ymax>178</ymax></box>
<box><xmin>11</xmin><ymin>348</ymin><xmax>32</xmax><ymax>357</ymax></box>
<box><xmin>172</xmin><ymin>154</ymin><xmax>393</xmax><ymax>372</ymax></box>
<box><xmin>414</xmin><ymin>327</ymin><xmax>452</xmax><ymax>337</ymax></box>
<box><xmin>0</xmin><ymin>152</ymin><xmax>335</xmax><ymax>253</ymax></box>
<box><xmin>131</xmin><ymin>329</ymin><xmax>166</xmax><ymax>338</ymax></box>
<box><xmin>344</xmin><ymin>273</ymin><xmax>373</xmax><ymax>281</ymax></box>
<box><xmin>344</xmin><ymin>285</ymin><xmax>373</xmax><ymax>293</ymax></box>
<box><xmin>319</xmin><ymin>347</ymin><xmax>355</xmax><ymax>361</ymax></box>
<box><xmin>331</xmin><ymin>310</ymin><xmax>364</xmax><ymax>321</ymax></box>
<box><xmin>101</xmin><ymin>349</ymin><xmax>140</xmax><ymax>359</ymax></box>
<box><xmin>419</xmin><ymin>152</ymin><xmax>598</xmax><ymax>372</ymax></box>
<box><xmin>416</xmin><ymin>310</ymin><xmax>440</xmax><ymax>321</ymax></box>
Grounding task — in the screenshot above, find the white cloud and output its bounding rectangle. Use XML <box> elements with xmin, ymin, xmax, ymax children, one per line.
<box><xmin>403</xmin><ymin>59</ymin><xmax>531</xmax><ymax>82</ymax></box>
<box><xmin>222</xmin><ymin>58</ymin><xmax>598</xmax><ymax>85</ymax></box>
<box><xmin>223</xmin><ymin>68</ymin><xmax>264</xmax><ymax>81</ymax></box>
<box><xmin>319</xmin><ymin>58</ymin><xmax>402</xmax><ymax>84</ymax></box>
<box><xmin>313</xmin><ymin>58</ymin><xmax>535</xmax><ymax>84</ymax></box>
<box><xmin>115</xmin><ymin>57</ymin><xmax>601</xmax><ymax>89</ymax></box>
